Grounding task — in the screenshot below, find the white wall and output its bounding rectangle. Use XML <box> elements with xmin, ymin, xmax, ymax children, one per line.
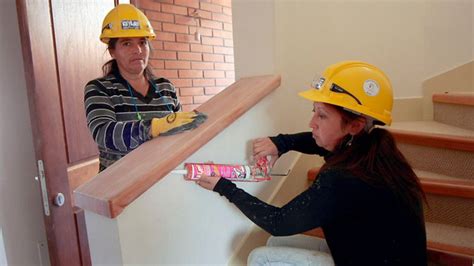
<box><xmin>0</xmin><ymin>1</ymin><xmax>49</xmax><ymax>265</ymax></box>
<box><xmin>234</xmin><ymin>0</ymin><xmax>473</xmax><ymax>130</ymax></box>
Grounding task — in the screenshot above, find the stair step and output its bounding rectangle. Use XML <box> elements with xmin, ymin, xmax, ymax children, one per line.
<box><xmin>388</xmin><ymin>121</ymin><xmax>474</xmax><ymax>180</ymax></box>
<box><xmin>415</xmin><ymin>170</ymin><xmax>474</xmax><ymax>198</ymax></box>
<box><xmin>432</xmin><ymin>92</ymin><xmax>474</xmax><ymax>131</ymax></box>
<box><xmin>426</xmin><ymin>222</ymin><xmax>474</xmax><ymax>257</ymax></box>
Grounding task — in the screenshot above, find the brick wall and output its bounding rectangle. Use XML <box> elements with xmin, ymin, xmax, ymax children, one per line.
<box><xmin>136</xmin><ymin>0</ymin><xmax>235</xmax><ymax>111</ymax></box>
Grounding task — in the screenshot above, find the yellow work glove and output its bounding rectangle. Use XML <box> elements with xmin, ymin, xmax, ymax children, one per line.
<box><xmin>151</xmin><ymin>111</ymin><xmax>207</xmax><ymax>137</ymax></box>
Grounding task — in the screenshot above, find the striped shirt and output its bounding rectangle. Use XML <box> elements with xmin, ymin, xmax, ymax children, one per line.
<box><xmin>84</xmin><ymin>69</ymin><xmax>181</xmax><ymax>170</ymax></box>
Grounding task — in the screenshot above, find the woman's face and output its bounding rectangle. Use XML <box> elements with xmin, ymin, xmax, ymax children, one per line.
<box><xmin>109</xmin><ymin>37</ymin><xmax>150</xmax><ymax>76</ymax></box>
<box><xmin>309</xmin><ymin>102</ymin><xmax>351</xmax><ymax>151</ymax></box>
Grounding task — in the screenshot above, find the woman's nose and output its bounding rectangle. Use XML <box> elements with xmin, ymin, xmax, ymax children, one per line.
<box><xmin>309</xmin><ymin>114</ymin><xmax>317</xmax><ymax>129</ymax></box>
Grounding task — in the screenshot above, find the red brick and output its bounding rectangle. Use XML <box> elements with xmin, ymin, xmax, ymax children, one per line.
<box><xmin>151</xmin><ymin>21</ymin><xmax>162</xmax><ymax>32</ymax></box>
<box><xmin>201</xmin><ymin>36</ymin><xmax>224</xmax><ymax>46</ymax></box>
<box><xmin>216</xmin><ymin>78</ymin><xmax>234</xmax><ymax>86</ymax></box>
<box><xmin>224</xmin><ymin>23</ymin><xmax>233</xmax><ymax>31</ymax></box>
<box><xmin>149</xmin><ymin>59</ymin><xmax>165</xmax><ymax>69</ymax></box>
<box><xmin>203</xmin><ymin>53</ymin><xmax>224</xmax><ymax>62</ymax></box>
<box><xmin>175</xmin><ymin>0</ymin><xmax>200</xmax><ymax>9</ymax></box>
<box><xmin>179</xmin><ymin>69</ymin><xmax>203</xmax><ymax>78</ymax></box>
<box><xmin>161</xmin><ymin>4</ymin><xmax>188</xmax><ymax>15</ymax></box>
<box><xmin>176</xmin><ymin>33</ymin><xmax>201</xmax><ymax>44</ymax></box>
<box><xmin>214</xmin><ymin>63</ymin><xmax>234</xmax><ymax>70</ymax></box>
<box><xmin>155</xmin><ymin>50</ymin><xmax>177</xmax><ymax>60</ymax></box>
<box><xmin>212</xmin><ymin>0</ymin><xmax>232</xmax><ymax>7</ymax></box>
<box><xmin>155</xmin><ymin>69</ymin><xmax>179</xmax><ymax>78</ymax></box>
<box><xmin>200</xmin><ymin>2</ymin><xmax>222</xmax><ymax>13</ymax></box>
<box><xmin>204</xmin><ymin>70</ymin><xmax>225</xmax><ymax>78</ymax></box>
<box><xmin>156</xmin><ymin>0</ymin><xmax>173</xmax><ymax>3</ymax></box>
<box><xmin>165</xmin><ymin>60</ymin><xmax>191</xmax><ymax>69</ymax></box>
<box><xmin>180</xmin><ymin>87</ymin><xmax>204</xmax><ymax>96</ymax></box>
<box><xmin>224</xmin><ymin>39</ymin><xmax>233</xmax><ymax>47</ymax></box>
<box><xmin>213</xmin><ymin>46</ymin><xmax>233</xmax><ymax>55</ymax></box>
<box><xmin>193</xmin><ymin>79</ymin><xmax>215</xmax><ymax>86</ymax></box>
<box><xmin>194</xmin><ymin>95</ymin><xmax>214</xmax><ymax>104</ymax></box>
<box><xmin>191</xmin><ymin>62</ymin><xmax>214</xmax><ymax>70</ymax></box>
<box><xmin>147</xmin><ymin>11</ymin><xmax>174</xmax><ymax>23</ymax></box>
<box><xmin>182</xmin><ymin>104</ymin><xmax>201</xmax><ymax>112</ymax></box>
<box><xmin>190</xmin><ymin>9</ymin><xmax>212</xmax><ymax>20</ymax></box>
<box><xmin>191</xmin><ymin>44</ymin><xmax>213</xmax><ymax>53</ymax></box>
<box><xmin>190</xmin><ymin>26</ymin><xmax>213</xmax><ymax>37</ymax></box>
<box><xmin>200</xmin><ymin>19</ymin><xmax>223</xmax><ymax>30</ymax></box>
<box><xmin>212</xmin><ymin>13</ymin><xmax>232</xmax><ymax>23</ymax></box>
<box><xmin>226</xmin><ymin>71</ymin><xmax>235</xmax><ymax>78</ymax></box>
<box><xmin>169</xmin><ymin>78</ymin><xmax>193</xmax><ymax>87</ymax></box>
<box><xmin>178</xmin><ymin>52</ymin><xmax>202</xmax><ymax>61</ymax></box>
<box><xmin>213</xmin><ymin>29</ymin><xmax>232</xmax><ymax>39</ymax></box>
<box><xmin>179</xmin><ymin>96</ymin><xmax>194</xmax><ymax>104</ymax></box>
<box><xmin>163</xmin><ymin>23</ymin><xmax>189</xmax><ymax>34</ymax></box>
<box><xmin>205</xmin><ymin>86</ymin><xmax>225</xmax><ymax>94</ymax></box>
<box><xmin>140</xmin><ymin>2</ymin><xmax>161</xmax><ymax>11</ymax></box>
<box><xmin>156</xmin><ymin>31</ymin><xmax>176</xmax><ymax>42</ymax></box>
<box><xmin>150</xmin><ymin>40</ymin><xmax>164</xmax><ymax>50</ymax></box>
<box><xmin>224</xmin><ymin>55</ymin><xmax>234</xmax><ymax>63</ymax></box>
<box><xmin>175</xmin><ymin>15</ymin><xmax>198</xmax><ymax>26</ymax></box>
<box><xmin>223</xmin><ymin>7</ymin><xmax>232</xmax><ymax>16</ymax></box>
<box><xmin>164</xmin><ymin>42</ymin><xmax>190</xmax><ymax>51</ymax></box>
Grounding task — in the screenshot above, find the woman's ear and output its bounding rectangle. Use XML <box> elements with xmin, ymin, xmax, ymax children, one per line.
<box><xmin>348</xmin><ymin>117</ymin><xmax>366</xmax><ymax>135</ymax></box>
<box><xmin>108</xmin><ymin>49</ymin><xmax>115</xmax><ymax>59</ymax></box>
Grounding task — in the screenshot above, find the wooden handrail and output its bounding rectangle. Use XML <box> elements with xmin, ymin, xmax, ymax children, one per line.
<box><xmin>74</xmin><ymin>75</ymin><xmax>281</xmax><ymax>218</ymax></box>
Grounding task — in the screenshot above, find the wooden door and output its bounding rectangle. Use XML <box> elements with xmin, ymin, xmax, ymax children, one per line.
<box><xmin>16</xmin><ymin>0</ymin><xmax>117</xmax><ymax>265</ymax></box>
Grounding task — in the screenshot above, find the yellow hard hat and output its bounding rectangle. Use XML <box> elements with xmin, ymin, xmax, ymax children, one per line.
<box><xmin>299</xmin><ymin>61</ymin><xmax>393</xmax><ymax>125</ymax></box>
<box><xmin>100</xmin><ymin>4</ymin><xmax>156</xmax><ymax>44</ymax></box>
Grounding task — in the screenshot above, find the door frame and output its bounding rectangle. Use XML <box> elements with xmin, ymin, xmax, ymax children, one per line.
<box><xmin>16</xmin><ymin>0</ymin><xmax>87</xmax><ymax>265</ymax></box>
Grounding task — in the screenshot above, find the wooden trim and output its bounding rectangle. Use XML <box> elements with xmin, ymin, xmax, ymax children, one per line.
<box><xmin>74</xmin><ymin>75</ymin><xmax>281</xmax><ymax>218</ymax></box>
<box><xmin>426</xmin><ymin>241</ymin><xmax>474</xmax><ymax>257</ymax></box>
<box><xmin>68</xmin><ymin>157</ymin><xmax>99</xmax><ymax>192</ymax></box>
<box><xmin>74</xmin><ymin>207</ymin><xmax>91</xmax><ymax>266</ymax></box>
<box><xmin>307</xmin><ymin>167</ymin><xmax>474</xmax><ymax>198</ymax></box>
<box><xmin>433</xmin><ymin>92</ymin><xmax>474</xmax><ymax>107</ymax></box>
<box><xmin>390</xmin><ymin>129</ymin><xmax>474</xmax><ymax>153</ymax></box>
<box><xmin>421</xmin><ymin>177</ymin><xmax>474</xmax><ymax>199</ymax></box>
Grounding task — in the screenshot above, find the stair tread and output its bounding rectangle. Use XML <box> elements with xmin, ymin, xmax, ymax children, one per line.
<box><xmin>426</xmin><ymin>222</ymin><xmax>474</xmax><ymax>255</ymax></box>
<box><xmin>415</xmin><ymin>170</ymin><xmax>473</xmax><ymax>183</ymax></box>
<box><xmin>390</xmin><ymin>121</ymin><xmax>474</xmax><ymax>138</ymax></box>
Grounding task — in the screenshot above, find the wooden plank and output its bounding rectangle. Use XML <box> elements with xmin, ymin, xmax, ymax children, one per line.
<box><xmin>74</xmin><ymin>75</ymin><xmax>281</xmax><ymax>218</ymax></box>
<box><xmin>390</xmin><ymin>129</ymin><xmax>474</xmax><ymax>153</ymax></box>
<box><xmin>433</xmin><ymin>92</ymin><xmax>474</xmax><ymax>107</ymax></box>
<box><xmin>307</xmin><ymin>167</ymin><xmax>474</xmax><ymax>198</ymax></box>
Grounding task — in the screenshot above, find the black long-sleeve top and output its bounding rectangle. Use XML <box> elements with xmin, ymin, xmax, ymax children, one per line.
<box><xmin>214</xmin><ymin>132</ymin><xmax>427</xmax><ymax>266</ymax></box>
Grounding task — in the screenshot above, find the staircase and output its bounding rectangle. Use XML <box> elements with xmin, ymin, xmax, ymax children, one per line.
<box><xmin>390</xmin><ymin>91</ymin><xmax>474</xmax><ymax>264</ymax></box>
<box><xmin>307</xmin><ymin>91</ymin><xmax>474</xmax><ymax>265</ymax></box>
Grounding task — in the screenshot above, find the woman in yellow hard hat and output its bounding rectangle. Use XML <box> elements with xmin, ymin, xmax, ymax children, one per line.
<box><xmin>196</xmin><ymin>61</ymin><xmax>427</xmax><ymax>265</ymax></box>
<box><xmin>84</xmin><ymin>4</ymin><xmax>206</xmax><ymax>171</ymax></box>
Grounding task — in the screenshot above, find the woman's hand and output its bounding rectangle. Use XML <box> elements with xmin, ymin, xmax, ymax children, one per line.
<box><xmin>196</xmin><ymin>174</ymin><xmax>221</xmax><ymax>191</ymax></box>
<box><xmin>253</xmin><ymin>137</ymin><xmax>279</xmax><ymax>166</ymax></box>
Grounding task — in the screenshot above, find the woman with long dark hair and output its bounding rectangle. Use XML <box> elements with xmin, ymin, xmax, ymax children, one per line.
<box><xmin>196</xmin><ymin>61</ymin><xmax>427</xmax><ymax>265</ymax></box>
<box><xmin>85</xmin><ymin>4</ymin><xmax>206</xmax><ymax>171</ymax></box>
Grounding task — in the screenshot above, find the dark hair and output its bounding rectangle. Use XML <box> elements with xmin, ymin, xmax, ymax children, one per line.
<box><xmin>320</xmin><ymin>106</ymin><xmax>426</xmax><ymax>222</ymax></box>
<box><xmin>101</xmin><ymin>38</ymin><xmax>154</xmax><ymax>79</ymax></box>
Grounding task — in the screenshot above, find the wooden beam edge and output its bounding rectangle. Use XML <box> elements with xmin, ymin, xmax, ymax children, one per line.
<box><xmin>432</xmin><ymin>93</ymin><xmax>474</xmax><ymax>107</ymax></box>
<box><xmin>390</xmin><ymin>129</ymin><xmax>474</xmax><ymax>152</ymax></box>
